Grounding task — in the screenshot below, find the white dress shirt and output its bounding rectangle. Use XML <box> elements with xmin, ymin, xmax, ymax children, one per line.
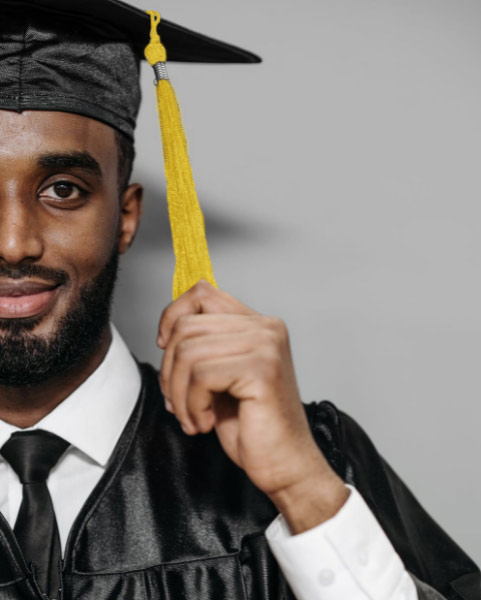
<box><xmin>265</xmin><ymin>488</ymin><xmax>417</xmax><ymax>600</ymax></box>
<box><xmin>0</xmin><ymin>325</ymin><xmax>417</xmax><ymax>600</ymax></box>
<box><xmin>0</xmin><ymin>324</ymin><xmax>142</xmax><ymax>552</ymax></box>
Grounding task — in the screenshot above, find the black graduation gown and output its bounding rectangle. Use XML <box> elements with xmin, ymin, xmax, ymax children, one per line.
<box><xmin>0</xmin><ymin>363</ymin><xmax>478</xmax><ymax>600</ymax></box>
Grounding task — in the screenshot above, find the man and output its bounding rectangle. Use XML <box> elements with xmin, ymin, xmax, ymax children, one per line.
<box><xmin>0</xmin><ymin>2</ymin><xmax>478</xmax><ymax>600</ymax></box>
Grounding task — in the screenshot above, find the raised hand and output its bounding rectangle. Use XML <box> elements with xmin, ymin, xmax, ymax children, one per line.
<box><xmin>158</xmin><ymin>281</ymin><xmax>348</xmax><ymax>533</ymax></box>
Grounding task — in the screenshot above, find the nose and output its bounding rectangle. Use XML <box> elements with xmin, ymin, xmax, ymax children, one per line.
<box><xmin>0</xmin><ymin>197</ymin><xmax>44</xmax><ymax>265</ymax></box>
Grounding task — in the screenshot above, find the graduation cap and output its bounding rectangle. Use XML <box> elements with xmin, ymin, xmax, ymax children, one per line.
<box><xmin>0</xmin><ymin>0</ymin><xmax>261</xmax><ymax>299</ymax></box>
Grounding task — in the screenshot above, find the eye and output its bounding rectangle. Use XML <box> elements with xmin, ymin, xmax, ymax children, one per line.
<box><xmin>52</xmin><ymin>182</ymin><xmax>76</xmax><ymax>199</ymax></box>
<box><xmin>39</xmin><ymin>181</ymin><xmax>90</xmax><ymax>205</ymax></box>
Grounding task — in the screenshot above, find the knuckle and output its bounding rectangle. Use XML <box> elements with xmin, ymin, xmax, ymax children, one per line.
<box><xmin>266</xmin><ymin>316</ymin><xmax>288</xmax><ymax>337</ymax></box>
<box><xmin>256</xmin><ymin>347</ymin><xmax>282</xmax><ymax>380</ymax></box>
<box><xmin>257</xmin><ymin>318</ymin><xmax>288</xmax><ymax>348</ymax></box>
<box><xmin>191</xmin><ymin>363</ymin><xmax>209</xmax><ymax>384</ymax></box>
<box><xmin>259</xmin><ymin>327</ymin><xmax>280</xmax><ymax>346</ymax></box>
<box><xmin>172</xmin><ymin>314</ymin><xmax>191</xmax><ymax>336</ymax></box>
<box><xmin>192</xmin><ymin>279</ymin><xmax>213</xmax><ymax>298</ymax></box>
<box><xmin>174</xmin><ymin>339</ymin><xmax>192</xmax><ymax>361</ymax></box>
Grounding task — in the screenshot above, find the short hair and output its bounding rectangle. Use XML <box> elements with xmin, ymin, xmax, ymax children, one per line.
<box><xmin>115</xmin><ymin>130</ymin><xmax>136</xmax><ymax>193</ymax></box>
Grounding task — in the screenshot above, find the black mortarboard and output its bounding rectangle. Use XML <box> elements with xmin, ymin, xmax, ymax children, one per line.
<box><xmin>0</xmin><ymin>0</ymin><xmax>260</xmax><ymax>138</ymax></box>
<box><xmin>0</xmin><ymin>1</ymin><xmax>261</xmax><ymax>299</ymax></box>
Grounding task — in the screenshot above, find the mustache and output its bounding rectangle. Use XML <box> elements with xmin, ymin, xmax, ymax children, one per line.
<box><xmin>0</xmin><ymin>264</ymin><xmax>69</xmax><ymax>286</ymax></box>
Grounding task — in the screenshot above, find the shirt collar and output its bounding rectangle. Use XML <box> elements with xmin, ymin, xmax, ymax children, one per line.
<box><xmin>0</xmin><ymin>324</ymin><xmax>142</xmax><ymax>467</ymax></box>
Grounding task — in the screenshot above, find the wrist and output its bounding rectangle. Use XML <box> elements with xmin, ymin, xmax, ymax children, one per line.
<box><xmin>268</xmin><ymin>466</ymin><xmax>350</xmax><ymax>535</ymax></box>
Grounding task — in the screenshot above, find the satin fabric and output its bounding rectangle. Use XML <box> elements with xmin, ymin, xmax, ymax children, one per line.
<box><xmin>0</xmin><ymin>364</ymin><xmax>478</xmax><ymax>599</ymax></box>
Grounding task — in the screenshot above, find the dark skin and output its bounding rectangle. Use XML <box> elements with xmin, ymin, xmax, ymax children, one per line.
<box><xmin>0</xmin><ymin>110</ymin><xmax>348</xmax><ymax>534</ymax></box>
<box><xmin>0</xmin><ymin>111</ymin><xmax>142</xmax><ymax>426</ymax></box>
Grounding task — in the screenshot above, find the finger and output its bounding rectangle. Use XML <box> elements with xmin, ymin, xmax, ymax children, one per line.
<box><xmin>157</xmin><ymin>369</ymin><xmax>175</xmax><ymax>412</ymax></box>
<box><xmin>184</xmin><ymin>384</ymin><xmax>217</xmax><ymax>434</ymax></box>
<box><xmin>186</xmin><ymin>355</ymin><xmax>256</xmax><ymax>435</ymax></box>
<box><xmin>158</xmin><ymin>281</ymin><xmax>255</xmax><ymax>348</ymax></box>
<box><xmin>160</xmin><ymin>314</ymin><xmax>262</xmax><ymax>399</ymax></box>
<box><xmin>168</xmin><ymin>332</ymin><xmax>260</xmax><ymax>433</ymax></box>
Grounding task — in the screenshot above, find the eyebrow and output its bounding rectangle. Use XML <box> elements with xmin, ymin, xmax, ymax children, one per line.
<box><xmin>36</xmin><ymin>152</ymin><xmax>103</xmax><ymax>178</ymax></box>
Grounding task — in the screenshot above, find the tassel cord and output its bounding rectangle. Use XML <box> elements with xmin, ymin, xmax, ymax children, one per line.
<box><xmin>145</xmin><ymin>10</ymin><xmax>217</xmax><ymax>299</ymax></box>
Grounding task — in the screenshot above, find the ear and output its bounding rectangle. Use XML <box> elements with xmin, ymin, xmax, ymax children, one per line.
<box><xmin>118</xmin><ymin>183</ymin><xmax>143</xmax><ymax>254</ymax></box>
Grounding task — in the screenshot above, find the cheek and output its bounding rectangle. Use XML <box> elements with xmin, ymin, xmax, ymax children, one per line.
<box><xmin>42</xmin><ymin>203</ymin><xmax>120</xmax><ymax>283</ymax></box>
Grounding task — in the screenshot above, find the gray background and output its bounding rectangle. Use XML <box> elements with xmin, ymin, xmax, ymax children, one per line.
<box><xmin>112</xmin><ymin>0</ymin><xmax>481</xmax><ymax>563</ymax></box>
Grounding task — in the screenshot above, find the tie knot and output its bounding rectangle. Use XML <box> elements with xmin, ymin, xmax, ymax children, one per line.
<box><xmin>1</xmin><ymin>430</ymin><xmax>69</xmax><ymax>484</ymax></box>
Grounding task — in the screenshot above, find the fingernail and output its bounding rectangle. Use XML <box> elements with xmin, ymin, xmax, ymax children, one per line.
<box><xmin>157</xmin><ymin>335</ymin><xmax>164</xmax><ymax>348</ymax></box>
<box><xmin>165</xmin><ymin>398</ymin><xmax>174</xmax><ymax>413</ymax></box>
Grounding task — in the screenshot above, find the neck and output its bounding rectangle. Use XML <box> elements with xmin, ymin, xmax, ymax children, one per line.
<box><xmin>0</xmin><ymin>326</ymin><xmax>112</xmax><ymax>429</ymax></box>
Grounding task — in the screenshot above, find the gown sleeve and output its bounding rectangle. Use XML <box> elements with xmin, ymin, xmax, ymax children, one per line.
<box><xmin>304</xmin><ymin>401</ymin><xmax>481</xmax><ymax>600</ymax></box>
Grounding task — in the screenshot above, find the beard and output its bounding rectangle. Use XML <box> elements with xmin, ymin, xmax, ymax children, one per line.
<box><xmin>0</xmin><ymin>249</ymin><xmax>119</xmax><ymax>387</ymax></box>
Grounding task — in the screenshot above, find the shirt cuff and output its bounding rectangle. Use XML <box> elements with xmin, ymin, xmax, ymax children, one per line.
<box><xmin>265</xmin><ymin>485</ymin><xmax>417</xmax><ymax>600</ymax></box>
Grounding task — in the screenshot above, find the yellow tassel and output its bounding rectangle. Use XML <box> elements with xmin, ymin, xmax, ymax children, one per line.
<box><xmin>145</xmin><ymin>10</ymin><xmax>217</xmax><ymax>300</ymax></box>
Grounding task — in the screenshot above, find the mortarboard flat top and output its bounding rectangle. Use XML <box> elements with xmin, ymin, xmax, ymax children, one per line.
<box><xmin>1</xmin><ymin>0</ymin><xmax>261</xmax><ymax>63</ymax></box>
<box><xmin>0</xmin><ymin>0</ymin><xmax>261</xmax><ymax>137</ymax></box>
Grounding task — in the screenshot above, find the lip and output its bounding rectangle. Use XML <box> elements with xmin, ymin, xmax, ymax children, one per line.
<box><xmin>0</xmin><ymin>280</ymin><xmax>61</xmax><ymax>319</ymax></box>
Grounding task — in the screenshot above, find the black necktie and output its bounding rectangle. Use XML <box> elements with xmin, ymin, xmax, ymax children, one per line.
<box><xmin>1</xmin><ymin>430</ymin><xmax>69</xmax><ymax>599</ymax></box>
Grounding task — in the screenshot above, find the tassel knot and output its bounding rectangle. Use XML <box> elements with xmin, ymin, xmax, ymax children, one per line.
<box><xmin>145</xmin><ymin>11</ymin><xmax>167</xmax><ymax>64</ymax></box>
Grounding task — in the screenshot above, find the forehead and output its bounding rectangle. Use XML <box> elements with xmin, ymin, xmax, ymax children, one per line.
<box><xmin>0</xmin><ymin>110</ymin><xmax>117</xmax><ymax>166</ymax></box>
